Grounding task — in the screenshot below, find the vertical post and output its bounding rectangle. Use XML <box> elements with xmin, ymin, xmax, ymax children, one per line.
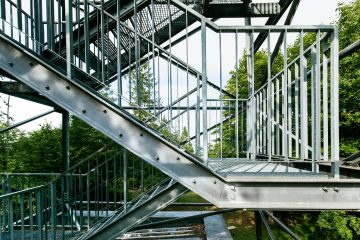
<box><xmin>167</xmin><ymin>0</ymin><xmax>172</xmax><ymax>122</ymax></box>
<box><xmin>65</xmin><ymin>0</ymin><xmax>73</xmax><ymax>78</ymax></box>
<box><xmin>87</xmin><ymin>160</ymin><xmax>90</xmax><ymax>229</ymax></box>
<box><xmin>323</xmin><ymin>41</ymin><xmax>329</xmax><ymax>161</ymax></box>
<box><xmin>314</xmin><ymin>31</ymin><xmax>321</xmax><ymax>172</ymax></box>
<box><xmin>9</xmin><ymin>198</ymin><xmax>14</xmax><ymax>240</ymax></box>
<box><xmin>235</xmin><ymin>31</ymin><xmax>239</xmax><ymax>160</ymax></box>
<box><xmin>195</xmin><ymin>73</ymin><xmax>201</xmax><ymax>156</ymax></box>
<box><xmin>117</xmin><ymin>0</ymin><xmax>122</xmax><ymax>106</ymax></box>
<box><xmin>294</xmin><ymin>64</ymin><xmax>299</xmax><ymax>158</ymax></box>
<box><xmin>201</xmin><ymin>19</ymin><xmax>208</xmax><ymax>164</ymax></box>
<box><xmin>84</xmin><ymin>0</ymin><xmax>90</xmax><ymax>74</ymax></box>
<box><xmin>245</xmin><ymin>18</ymin><xmax>256</xmax><ymax>160</ymax></box>
<box><xmin>62</xmin><ymin>112</ymin><xmax>70</xmax><ymax>171</ymax></box>
<box><xmin>33</xmin><ymin>0</ymin><xmax>43</xmax><ymax>52</ymax></box>
<box><xmin>219</xmin><ymin>31</ymin><xmax>223</xmax><ymax>159</ymax></box>
<box><xmin>282</xmin><ymin>31</ymin><xmax>288</xmax><ymax>160</ymax></box>
<box><xmin>300</xmin><ymin>30</ymin><xmax>308</xmax><ymax>160</ymax></box>
<box><xmin>20</xmin><ymin>193</ymin><xmax>25</xmax><ymax>239</ymax></box>
<box><xmin>271</xmin><ymin>81</ymin><xmax>275</xmax><ymax>155</ymax></box>
<box><xmin>152</xmin><ymin>0</ymin><xmax>156</xmax><ymax>114</ymax></box>
<box><xmin>288</xmin><ymin>69</ymin><xmax>292</xmax><ymax>158</ymax></box>
<box><xmin>16</xmin><ymin>0</ymin><xmax>22</xmax><ymax>40</ymax></box>
<box><xmin>100</xmin><ymin>0</ymin><xmax>106</xmax><ymax>83</ymax></box>
<box><xmin>123</xmin><ymin>149</ymin><xmax>128</xmax><ymax>212</ymax></box>
<box><xmin>330</xmin><ymin>27</ymin><xmax>339</xmax><ymax>178</ymax></box>
<box><xmin>255</xmin><ymin>211</ymin><xmax>263</xmax><ymax>240</ymax></box>
<box><xmin>275</xmin><ymin>78</ymin><xmax>280</xmax><ymax>156</ymax></box>
<box><xmin>62</xmin><ymin>110</ymin><xmax>70</xmax><ymax>231</ymax></box>
<box><xmin>267</xmin><ymin>30</ymin><xmax>272</xmax><ymax>160</ymax></box>
<box><xmin>46</xmin><ymin>0</ymin><xmax>54</xmax><ymax>50</ymax></box>
<box><xmin>0</xmin><ymin>0</ymin><xmax>5</xmax><ymax>31</ymax></box>
<box><xmin>50</xmin><ymin>182</ymin><xmax>57</xmax><ymax>240</ymax></box>
<box><xmin>141</xmin><ymin>160</ymin><xmax>144</xmax><ymax>193</ymax></box>
<box><xmin>36</xmin><ymin>190</ymin><xmax>43</xmax><ymax>240</ymax></box>
<box><xmin>262</xmin><ymin>89</ymin><xmax>266</xmax><ymax>154</ymax></box>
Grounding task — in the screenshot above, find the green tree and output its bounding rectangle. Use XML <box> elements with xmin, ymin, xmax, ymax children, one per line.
<box><xmin>6</xmin><ymin>123</ymin><xmax>62</xmax><ymax>173</ymax></box>
<box><xmin>337</xmin><ymin>0</ymin><xmax>360</xmax><ymax>156</ymax></box>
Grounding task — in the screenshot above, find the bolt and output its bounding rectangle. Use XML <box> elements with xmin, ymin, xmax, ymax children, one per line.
<box><xmin>28</xmin><ymin>62</ymin><xmax>34</xmax><ymax>66</ymax></box>
<box><xmin>156</xmin><ymin>157</ymin><xmax>160</xmax><ymax>161</ymax></box>
<box><xmin>334</xmin><ymin>187</ymin><xmax>339</xmax><ymax>192</ymax></box>
<box><xmin>103</xmin><ymin>109</ymin><xmax>107</xmax><ymax>113</ymax></box>
<box><xmin>176</xmin><ymin>157</ymin><xmax>180</xmax><ymax>161</ymax></box>
<box><xmin>192</xmin><ymin>180</ymin><xmax>196</xmax><ymax>184</ymax></box>
<box><xmin>45</xmin><ymin>86</ymin><xmax>50</xmax><ymax>90</ymax></box>
<box><xmin>66</xmin><ymin>85</ymin><xmax>70</xmax><ymax>90</ymax></box>
<box><xmin>140</xmin><ymin>133</ymin><xmax>143</xmax><ymax>137</ymax></box>
<box><xmin>8</xmin><ymin>62</ymin><xmax>13</xmax><ymax>67</ymax></box>
<box><xmin>82</xmin><ymin>110</ymin><xmax>86</xmax><ymax>114</ymax></box>
<box><xmin>119</xmin><ymin>133</ymin><xmax>123</xmax><ymax>138</ymax></box>
<box><xmin>213</xmin><ymin>180</ymin><xmax>217</xmax><ymax>184</ymax></box>
<box><xmin>322</xmin><ymin>187</ymin><xmax>328</xmax><ymax>192</ymax></box>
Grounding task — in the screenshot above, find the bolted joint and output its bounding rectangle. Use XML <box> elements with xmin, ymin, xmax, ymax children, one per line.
<box><xmin>322</xmin><ymin>187</ymin><xmax>328</xmax><ymax>192</ymax></box>
<box><xmin>8</xmin><ymin>62</ymin><xmax>13</xmax><ymax>67</ymax></box>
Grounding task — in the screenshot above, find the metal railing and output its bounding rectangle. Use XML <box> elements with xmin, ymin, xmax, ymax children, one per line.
<box><xmin>0</xmin><ymin>143</ymin><xmax>167</xmax><ymax>239</ymax></box>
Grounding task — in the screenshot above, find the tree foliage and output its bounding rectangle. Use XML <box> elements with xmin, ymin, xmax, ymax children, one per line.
<box><xmin>337</xmin><ymin>0</ymin><xmax>360</xmax><ymax>156</ymax></box>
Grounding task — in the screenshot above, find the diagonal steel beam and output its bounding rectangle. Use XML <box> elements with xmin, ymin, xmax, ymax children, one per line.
<box><xmin>85</xmin><ymin>181</ymin><xmax>188</xmax><ymax>240</ymax></box>
<box><xmin>253</xmin><ymin>0</ymin><xmax>294</xmax><ymax>53</ymax></box>
<box><xmin>270</xmin><ymin>0</ymin><xmax>300</xmax><ymax>65</ymax></box>
<box><xmin>0</xmin><ymin>109</ymin><xmax>55</xmax><ymax>134</ymax></box>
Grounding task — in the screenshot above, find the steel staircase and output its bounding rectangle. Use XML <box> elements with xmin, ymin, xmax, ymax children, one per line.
<box><xmin>0</xmin><ymin>19</ymin><xmax>359</xmax><ymax>211</ymax></box>
<box><xmin>1</xmin><ymin>0</ymin><xmax>360</xmax><ymax>239</ymax></box>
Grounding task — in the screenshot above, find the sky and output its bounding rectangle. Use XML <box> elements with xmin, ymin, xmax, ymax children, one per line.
<box><xmin>0</xmin><ymin>0</ymin><xmax>352</xmax><ymax>132</ymax></box>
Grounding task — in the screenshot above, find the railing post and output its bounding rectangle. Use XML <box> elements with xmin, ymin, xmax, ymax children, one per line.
<box><xmin>245</xmin><ymin>18</ymin><xmax>256</xmax><ymax>160</ymax></box>
<box><xmin>8</xmin><ymin>197</ymin><xmax>14</xmax><ymax>240</ymax></box>
<box><xmin>267</xmin><ymin>30</ymin><xmax>272</xmax><ymax>160</ymax></box>
<box><xmin>36</xmin><ymin>190</ymin><xmax>43</xmax><ymax>240</ymax></box>
<box><xmin>123</xmin><ymin>148</ymin><xmax>128</xmax><ymax>212</ymax></box>
<box><xmin>0</xmin><ymin>0</ymin><xmax>5</xmax><ymax>31</ymax></box>
<box><xmin>300</xmin><ymin>30</ymin><xmax>308</xmax><ymax>160</ymax></box>
<box><xmin>50</xmin><ymin>182</ymin><xmax>57</xmax><ymax>240</ymax></box>
<box><xmin>282</xmin><ymin>31</ymin><xmax>288</xmax><ymax>161</ymax></box>
<box><xmin>195</xmin><ymin>73</ymin><xmax>201</xmax><ymax>156</ymax></box>
<box><xmin>65</xmin><ymin>0</ymin><xmax>73</xmax><ymax>78</ymax></box>
<box><xmin>201</xmin><ymin>19</ymin><xmax>208</xmax><ymax>164</ymax></box>
<box><xmin>330</xmin><ymin>26</ymin><xmax>340</xmax><ymax>179</ymax></box>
